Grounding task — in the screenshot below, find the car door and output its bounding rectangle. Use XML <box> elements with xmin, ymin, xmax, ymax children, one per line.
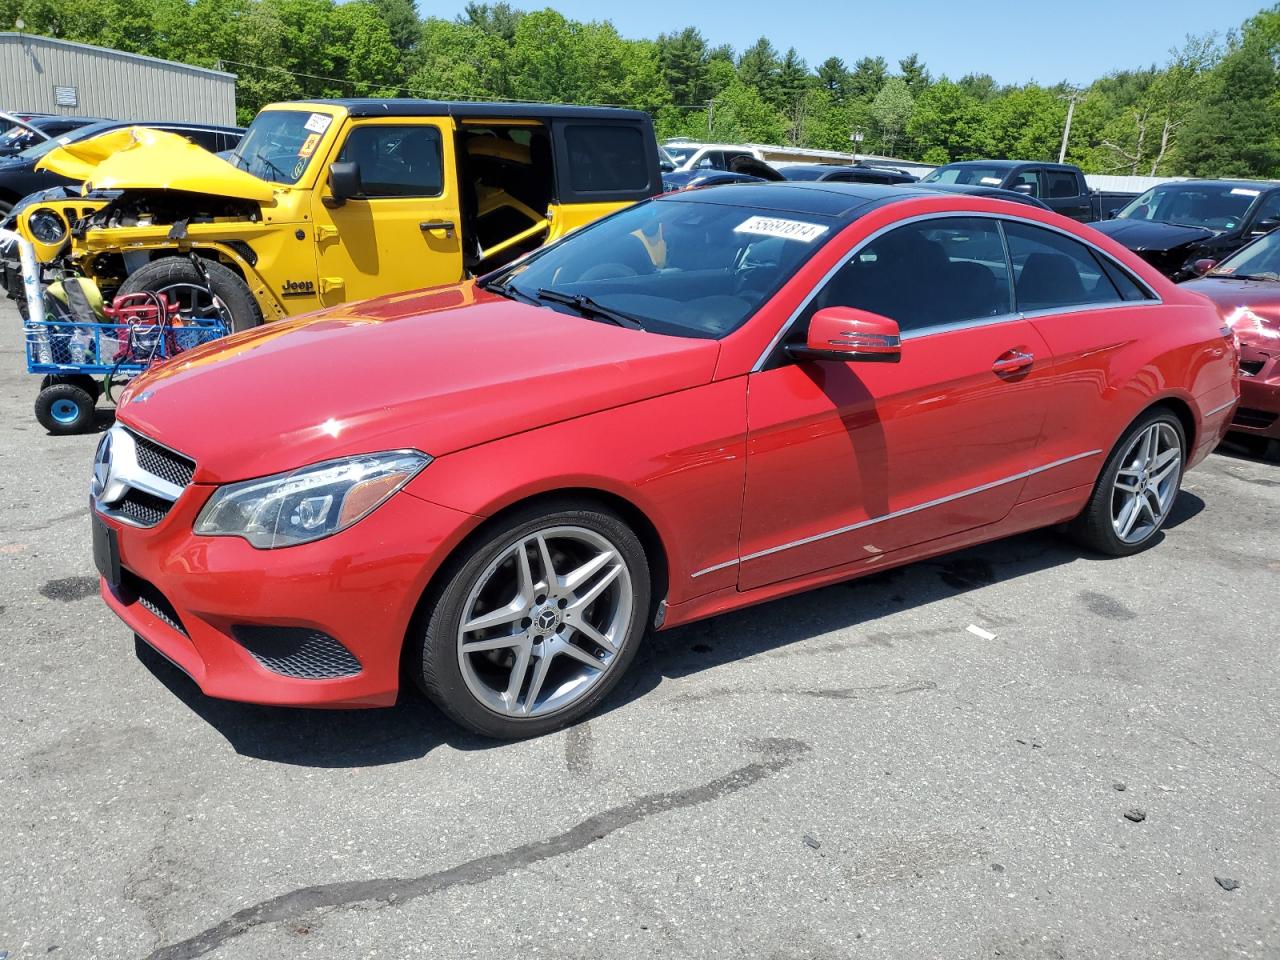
<box><xmin>739</xmin><ymin>215</ymin><xmax>1053</xmax><ymax>591</ymax></box>
<box><xmin>1042</xmin><ymin>169</ymin><xmax>1092</xmax><ymax>222</ymax></box>
<box><xmin>309</xmin><ymin>118</ymin><xmax>463</xmax><ymax>307</ymax></box>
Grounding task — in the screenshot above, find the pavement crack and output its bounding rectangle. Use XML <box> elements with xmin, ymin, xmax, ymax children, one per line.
<box><xmin>139</xmin><ymin>737</ymin><xmax>810</xmax><ymax>960</ymax></box>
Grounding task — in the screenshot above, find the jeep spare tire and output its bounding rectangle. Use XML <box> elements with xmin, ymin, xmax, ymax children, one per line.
<box><xmin>117</xmin><ymin>256</ymin><xmax>262</xmax><ymax>333</ymax></box>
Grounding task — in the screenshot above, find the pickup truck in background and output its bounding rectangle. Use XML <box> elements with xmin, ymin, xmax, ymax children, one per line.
<box><xmin>919</xmin><ymin>160</ymin><xmax>1134</xmax><ymax>222</ymax></box>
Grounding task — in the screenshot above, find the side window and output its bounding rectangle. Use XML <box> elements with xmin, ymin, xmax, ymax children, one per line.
<box><xmin>337</xmin><ymin>125</ymin><xmax>443</xmax><ymax>198</ymax></box>
<box><xmin>1098</xmin><ymin>256</ymin><xmax>1154</xmax><ymax>302</ymax></box>
<box><xmin>1250</xmin><ymin>191</ymin><xmax>1280</xmax><ymax>229</ymax></box>
<box><xmin>165</xmin><ymin>127</ymin><xmax>219</xmax><ymax>151</ymax></box>
<box><xmin>1010</xmin><ymin>169</ymin><xmax>1041</xmax><ymax>197</ymax></box>
<box><xmin>1043</xmin><ymin>170</ymin><xmax>1080</xmax><ymax>199</ymax></box>
<box><xmin>1004</xmin><ymin>221</ymin><xmax>1124</xmax><ymax>312</ymax></box>
<box><xmin>562</xmin><ymin>124</ymin><xmax>648</xmax><ymax>192</ymax></box>
<box><xmin>802</xmin><ymin>217</ymin><xmax>1013</xmax><ymax>336</ymax></box>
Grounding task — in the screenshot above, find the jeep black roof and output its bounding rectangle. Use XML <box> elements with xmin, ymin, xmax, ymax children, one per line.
<box><xmin>306</xmin><ymin>99</ymin><xmax>650</xmax><ymax>123</ymax></box>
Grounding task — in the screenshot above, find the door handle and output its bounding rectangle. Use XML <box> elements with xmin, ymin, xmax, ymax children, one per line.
<box><xmin>992</xmin><ymin>350</ymin><xmax>1035</xmax><ymax>374</ymax></box>
<box><xmin>420</xmin><ymin>220</ymin><xmax>455</xmax><ymax>237</ymax></box>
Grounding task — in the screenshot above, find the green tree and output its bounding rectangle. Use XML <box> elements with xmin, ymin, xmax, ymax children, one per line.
<box><xmin>870</xmin><ymin>76</ymin><xmax>913</xmax><ymax>154</ymax></box>
<box><xmin>737</xmin><ymin>37</ymin><xmax>780</xmax><ymax>104</ymax></box>
<box><xmin>898</xmin><ymin>52</ymin><xmax>930</xmax><ymax>95</ymax></box>
<box><xmin>907</xmin><ymin>79</ymin><xmax>987</xmax><ymax>161</ymax></box>
<box><xmin>459</xmin><ymin>2</ymin><xmax>521</xmax><ymax>42</ymax></box>
<box><xmin>847</xmin><ymin>55</ymin><xmax>888</xmax><ymax>101</ymax></box>
<box><xmin>372</xmin><ymin>0</ymin><xmax>419</xmax><ymax>54</ymax></box>
<box><xmin>1178</xmin><ymin>38</ymin><xmax>1280</xmax><ymax>177</ymax></box>
<box><xmin>657</xmin><ymin>27</ymin><xmax>710</xmax><ymax>106</ymax></box>
<box><xmin>816</xmin><ymin>56</ymin><xmax>849</xmax><ymax>101</ymax></box>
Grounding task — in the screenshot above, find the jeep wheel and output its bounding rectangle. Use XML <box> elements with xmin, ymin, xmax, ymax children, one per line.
<box><xmin>117</xmin><ymin>256</ymin><xmax>262</xmax><ymax>333</ymax></box>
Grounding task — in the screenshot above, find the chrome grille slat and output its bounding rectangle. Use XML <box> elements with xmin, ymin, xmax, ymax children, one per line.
<box><xmin>92</xmin><ymin>425</ymin><xmax>195</xmax><ymax>528</ymax></box>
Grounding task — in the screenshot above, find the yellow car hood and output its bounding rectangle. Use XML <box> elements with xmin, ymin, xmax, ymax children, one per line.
<box><xmin>35</xmin><ymin>126</ymin><xmax>277</xmax><ymax>203</ymax></box>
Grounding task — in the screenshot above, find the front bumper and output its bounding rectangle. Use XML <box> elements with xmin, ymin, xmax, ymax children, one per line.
<box><xmin>98</xmin><ymin>486</ymin><xmax>477</xmax><ymax>708</ymax></box>
<box><xmin>1232</xmin><ymin>347</ymin><xmax>1280</xmax><ymax>440</ymax></box>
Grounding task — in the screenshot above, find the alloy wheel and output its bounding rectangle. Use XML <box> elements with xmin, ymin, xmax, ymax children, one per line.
<box><xmin>1111</xmin><ymin>421</ymin><xmax>1182</xmax><ymax>544</ymax></box>
<box><xmin>456</xmin><ymin>525</ymin><xmax>633</xmax><ymax>718</ymax></box>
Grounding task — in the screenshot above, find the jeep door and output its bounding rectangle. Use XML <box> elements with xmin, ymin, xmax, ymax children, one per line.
<box><xmin>310</xmin><ymin>118</ymin><xmax>463</xmax><ymax>307</ymax></box>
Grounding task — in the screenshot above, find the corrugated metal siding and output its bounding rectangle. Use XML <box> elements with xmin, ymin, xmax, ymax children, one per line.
<box><xmin>1085</xmin><ymin>175</ymin><xmax>1187</xmax><ymax>193</ymax></box>
<box><xmin>0</xmin><ymin>34</ymin><xmax>236</xmax><ymax>124</ymax></box>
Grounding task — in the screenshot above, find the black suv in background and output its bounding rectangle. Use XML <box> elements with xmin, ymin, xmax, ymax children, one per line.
<box><xmin>0</xmin><ymin>119</ymin><xmax>245</xmax><ymax>212</ymax></box>
<box><xmin>0</xmin><ymin>115</ymin><xmax>101</xmax><ymax>157</ymax></box>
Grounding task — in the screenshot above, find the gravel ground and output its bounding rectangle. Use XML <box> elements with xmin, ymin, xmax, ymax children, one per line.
<box><xmin>0</xmin><ymin>301</ymin><xmax>1277</xmax><ymax>960</ymax></box>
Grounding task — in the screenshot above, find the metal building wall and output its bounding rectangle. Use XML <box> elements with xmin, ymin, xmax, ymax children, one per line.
<box><xmin>0</xmin><ymin>34</ymin><xmax>236</xmax><ymax>125</ymax></box>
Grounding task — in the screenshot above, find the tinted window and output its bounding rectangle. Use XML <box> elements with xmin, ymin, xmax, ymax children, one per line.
<box><xmin>1098</xmin><ymin>257</ymin><xmax>1152</xmax><ymax>301</ymax></box>
<box><xmin>1249</xmin><ymin>190</ymin><xmax>1280</xmax><ymax>227</ymax></box>
<box><xmin>1010</xmin><ymin>170</ymin><xmax>1040</xmax><ymax>198</ymax></box>
<box><xmin>499</xmin><ymin>198</ymin><xmax>833</xmax><ymax>338</ymax></box>
<box><xmin>922</xmin><ymin>164</ymin><xmax>1010</xmax><ymax>187</ymax></box>
<box><xmin>163</xmin><ymin>126</ymin><xmax>219</xmax><ymax>151</ymax></box>
<box><xmin>1116</xmin><ymin>183</ymin><xmax>1257</xmax><ymax>230</ymax></box>
<box><xmin>337</xmin><ymin>125</ymin><xmax>443</xmax><ymax>198</ymax></box>
<box><xmin>803</xmin><ymin>217</ymin><xmax>1012</xmax><ymax>335</ymax></box>
<box><xmin>564</xmin><ymin>125</ymin><xmax>648</xmax><ymax>192</ymax></box>
<box><xmin>1004</xmin><ymin>221</ymin><xmax>1122</xmax><ymax>312</ymax></box>
<box><xmin>1044</xmin><ymin>170</ymin><xmax>1079</xmax><ymax>199</ymax></box>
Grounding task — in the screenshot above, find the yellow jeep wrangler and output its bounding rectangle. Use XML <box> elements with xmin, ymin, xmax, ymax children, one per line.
<box><xmin>15</xmin><ymin>99</ymin><xmax>661</xmax><ymax>330</ymax></box>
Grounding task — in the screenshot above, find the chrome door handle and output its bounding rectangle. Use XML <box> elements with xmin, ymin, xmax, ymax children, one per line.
<box><xmin>992</xmin><ymin>350</ymin><xmax>1034</xmax><ymax>374</ymax></box>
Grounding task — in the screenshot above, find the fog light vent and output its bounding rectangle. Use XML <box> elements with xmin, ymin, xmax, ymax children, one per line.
<box><xmin>232</xmin><ymin>626</ymin><xmax>362</xmax><ymax>679</ymax></box>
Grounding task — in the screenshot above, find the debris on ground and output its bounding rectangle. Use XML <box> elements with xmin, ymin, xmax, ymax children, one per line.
<box><xmin>1114</xmin><ymin>782</ymin><xmax>1126</xmax><ymax>791</ymax></box>
<box><xmin>803</xmin><ymin>834</ymin><xmax>821</xmax><ymax>850</ymax></box>
<box><xmin>1215</xmin><ymin>876</ymin><xmax>1241</xmax><ymax>892</ymax></box>
<box><xmin>966</xmin><ymin>624</ymin><xmax>997</xmax><ymax>641</ymax></box>
<box><xmin>1124</xmin><ymin>808</ymin><xmax>1146</xmax><ymax>823</ymax></box>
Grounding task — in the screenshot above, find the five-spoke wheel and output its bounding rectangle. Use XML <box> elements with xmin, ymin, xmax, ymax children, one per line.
<box><xmin>415</xmin><ymin>502</ymin><xmax>649</xmax><ymax>738</ymax></box>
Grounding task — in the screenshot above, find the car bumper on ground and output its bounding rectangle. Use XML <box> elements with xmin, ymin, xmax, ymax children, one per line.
<box><xmin>97</xmin><ymin>487</ymin><xmax>477</xmax><ymax>708</ymax></box>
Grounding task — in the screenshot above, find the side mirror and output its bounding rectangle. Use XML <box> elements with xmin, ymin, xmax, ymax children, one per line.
<box><xmin>327</xmin><ymin>161</ymin><xmax>362</xmax><ymax>205</ymax></box>
<box><xmin>1192</xmin><ymin>258</ymin><xmax>1218</xmax><ymax>277</ymax></box>
<box><xmin>1011</xmin><ymin>182</ymin><xmax>1035</xmax><ymax>195</ymax></box>
<box><xmin>1107</xmin><ymin>208</ymin><xmax>1120</xmax><ymax>219</ymax></box>
<box><xmin>788</xmin><ymin>307</ymin><xmax>901</xmax><ymax>364</ymax></box>
<box><xmin>1250</xmin><ymin>217</ymin><xmax>1280</xmax><ymax>237</ymax></box>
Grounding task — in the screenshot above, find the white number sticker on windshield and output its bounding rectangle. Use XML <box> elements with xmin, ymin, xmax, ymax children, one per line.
<box><xmin>733</xmin><ymin>216</ymin><xmax>828</xmax><ymax>243</ymax></box>
<box><xmin>980</xmin><ymin>177</ymin><xmax>1003</xmax><ymax>185</ymax></box>
<box><xmin>1231</xmin><ymin>188</ymin><xmax>1261</xmax><ymax>197</ymax></box>
<box><xmin>304</xmin><ymin>113</ymin><xmax>333</xmax><ymax>135</ymax></box>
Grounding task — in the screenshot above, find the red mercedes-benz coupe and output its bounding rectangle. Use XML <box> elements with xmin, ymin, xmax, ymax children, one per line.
<box><xmin>91</xmin><ymin>184</ymin><xmax>1238</xmax><ymax>737</ymax></box>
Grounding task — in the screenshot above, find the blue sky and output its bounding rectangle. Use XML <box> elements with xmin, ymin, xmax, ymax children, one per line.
<box><xmin>438</xmin><ymin>0</ymin><xmax>1266</xmax><ymax>86</ymax></box>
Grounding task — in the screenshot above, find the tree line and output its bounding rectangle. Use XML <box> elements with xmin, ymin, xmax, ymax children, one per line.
<box><xmin>5</xmin><ymin>0</ymin><xmax>1280</xmax><ymax>177</ymax></box>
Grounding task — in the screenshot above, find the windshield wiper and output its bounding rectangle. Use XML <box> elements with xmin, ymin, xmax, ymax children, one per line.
<box><xmin>476</xmin><ymin>276</ymin><xmax>541</xmax><ymax>305</ymax></box>
<box><xmin>534</xmin><ymin>288</ymin><xmax>645</xmax><ymax>330</ymax></box>
<box><xmin>1219</xmin><ymin>273</ymin><xmax>1280</xmax><ymax>281</ymax></box>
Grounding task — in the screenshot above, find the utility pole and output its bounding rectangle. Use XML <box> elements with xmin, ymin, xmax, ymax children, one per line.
<box><xmin>1058</xmin><ymin>91</ymin><xmax>1078</xmax><ymax>164</ymax></box>
<box><xmin>707</xmin><ymin>99</ymin><xmax>714</xmax><ymax>136</ymax></box>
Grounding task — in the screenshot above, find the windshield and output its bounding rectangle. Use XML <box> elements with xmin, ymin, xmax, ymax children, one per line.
<box><xmin>1116</xmin><ymin>183</ymin><xmax>1259</xmax><ymax>231</ymax></box>
<box><xmin>18</xmin><ymin>121</ymin><xmax>116</xmax><ymax>159</ymax></box>
<box><xmin>664</xmin><ymin>145</ymin><xmax>697</xmax><ymax>165</ymax></box>
<box><xmin>491</xmin><ymin>197</ymin><xmax>836</xmax><ymax>338</ymax></box>
<box><xmin>1211</xmin><ymin>229</ymin><xmax>1280</xmax><ymax>280</ymax></box>
<box><xmin>921</xmin><ymin>164</ymin><xmax>1010</xmax><ymax>186</ymax></box>
<box><xmin>228</xmin><ymin>109</ymin><xmax>331</xmax><ymax>184</ymax></box>
<box><xmin>0</xmin><ymin>124</ymin><xmax>44</xmax><ymax>153</ymax></box>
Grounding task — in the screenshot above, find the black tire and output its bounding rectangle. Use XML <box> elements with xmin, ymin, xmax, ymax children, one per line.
<box><xmin>1067</xmin><ymin>408</ymin><xmax>1186</xmax><ymax>557</ymax></box>
<box><xmin>413</xmin><ymin>500</ymin><xmax>651</xmax><ymax>739</ymax></box>
<box><xmin>40</xmin><ymin>373</ymin><xmax>101</xmax><ymax>402</ymax></box>
<box><xmin>35</xmin><ymin>382</ymin><xmax>96</xmax><ymax>434</ymax></box>
<box><xmin>117</xmin><ymin>256</ymin><xmax>262</xmax><ymax>333</ymax></box>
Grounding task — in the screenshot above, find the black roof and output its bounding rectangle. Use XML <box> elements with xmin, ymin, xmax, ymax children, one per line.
<box><xmin>936</xmin><ymin>159</ymin><xmax>1077</xmax><ymax>170</ymax></box>
<box><xmin>661</xmin><ymin>181</ymin><xmax>921</xmax><ymax>219</ymax></box>
<box><xmin>1167</xmin><ymin>178</ymin><xmax>1279</xmax><ymax>191</ymax></box>
<box><xmin>305</xmin><ymin>99</ymin><xmax>650</xmax><ymax>123</ymax></box>
<box><xmin>911</xmin><ymin>182</ymin><xmax>1052</xmax><ymax>210</ymax></box>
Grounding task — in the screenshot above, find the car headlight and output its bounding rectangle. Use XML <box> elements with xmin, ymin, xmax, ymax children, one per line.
<box><xmin>27</xmin><ymin>208</ymin><xmax>65</xmax><ymax>245</ymax></box>
<box><xmin>193</xmin><ymin>450</ymin><xmax>431</xmax><ymax>548</ymax></box>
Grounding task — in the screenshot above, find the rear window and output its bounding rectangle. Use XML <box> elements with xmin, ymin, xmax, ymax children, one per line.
<box><xmin>564</xmin><ymin>125</ymin><xmax>648</xmax><ymax>193</ymax></box>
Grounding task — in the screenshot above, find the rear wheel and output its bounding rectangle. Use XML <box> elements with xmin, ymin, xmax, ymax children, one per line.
<box><xmin>413</xmin><ymin>502</ymin><xmax>650</xmax><ymax>739</ymax></box>
<box><xmin>1067</xmin><ymin>409</ymin><xmax>1185</xmax><ymax>556</ymax></box>
<box><xmin>117</xmin><ymin>256</ymin><xmax>262</xmax><ymax>332</ymax></box>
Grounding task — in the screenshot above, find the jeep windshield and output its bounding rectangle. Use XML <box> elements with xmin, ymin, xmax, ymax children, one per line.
<box><xmin>920</xmin><ymin>164</ymin><xmax>1011</xmax><ymax>186</ymax></box>
<box><xmin>485</xmin><ymin>195</ymin><xmax>836</xmax><ymax>339</ymax></box>
<box><xmin>1115</xmin><ymin>183</ymin><xmax>1261</xmax><ymax>231</ymax></box>
<box><xmin>227</xmin><ymin>110</ymin><xmax>331</xmax><ymax>185</ymax></box>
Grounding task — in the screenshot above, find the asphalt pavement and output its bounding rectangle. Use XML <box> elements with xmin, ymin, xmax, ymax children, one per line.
<box><xmin>0</xmin><ymin>300</ymin><xmax>1277</xmax><ymax>959</ymax></box>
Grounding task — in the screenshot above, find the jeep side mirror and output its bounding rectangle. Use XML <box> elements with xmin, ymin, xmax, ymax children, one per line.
<box><xmin>788</xmin><ymin>307</ymin><xmax>902</xmax><ymax>363</ymax></box>
<box><xmin>1250</xmin><ymin>217</ymin><xmax>1280</xmax><ymax>237</ymax></box>
<box><xmin>327</xmin><ymin>161</ymin><xmax>362</xmax><ymax>205</ymax></box>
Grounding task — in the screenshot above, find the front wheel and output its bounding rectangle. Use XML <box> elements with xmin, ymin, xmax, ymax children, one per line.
<box><xmin>117</xmin><ymin>256</ymin><xmax>262</xmax><ymax>333</ymax></box>
<box><xmin>414</xmin><ymin>502</ymin><xmax>651</xmax><ymax>739</ymax></box>
<box><xmin>1067</xmin><ymin>409</ymin><xmax>1186</xmax><ymax>556</ymax></box>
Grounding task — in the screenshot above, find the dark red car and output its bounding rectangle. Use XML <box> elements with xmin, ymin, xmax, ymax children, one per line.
<box><xmin>1183</xmin><ymin>230</ymin><xmax>1280</xmax><ymax>456</ymax></box>
<box><xmin>91</xmin><ymin>184</ymin><xmax>1238</xmax><ymax>737</ymax></box>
